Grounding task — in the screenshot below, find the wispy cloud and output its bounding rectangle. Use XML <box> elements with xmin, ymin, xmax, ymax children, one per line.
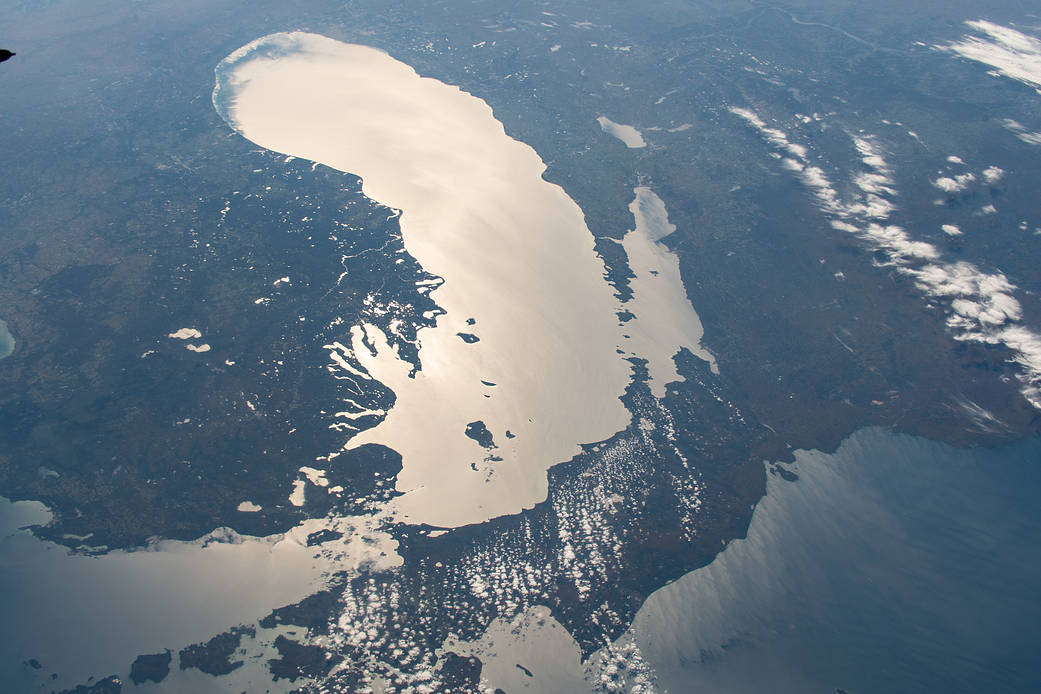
<box><xmin>939</xmin><ymin>20</ymin><xmax>1041</xmax><ymax>93</ymax></box>
<box><xmin>732</xmin><ymin>106</ymin><xmax>1041</xmax><ymax>409</ymax></box>
<box><xmin>1003</xmin><ymin>118</ymin><xmax>1041</xmax><ymax>145</ymax></box>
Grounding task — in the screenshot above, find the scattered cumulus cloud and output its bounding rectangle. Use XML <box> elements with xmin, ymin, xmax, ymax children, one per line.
<box><xmin>933</xmin><ymin>172</ymin><xmax>975</xmax><ymax>194</ymax></box>
<box><xmin>982</xmin><ymin>165</ymin><xmax>1005</xmax><ymax>184</ymax></box>
<box><xmin>732</xmin><ymin>105</ymin><xmax>1041</xmax><ymax>409</ymax></box>
<box><xmin>731</xmin><ymin>109</ymin><xmax>926</xmax><ymax>261</ymax></box>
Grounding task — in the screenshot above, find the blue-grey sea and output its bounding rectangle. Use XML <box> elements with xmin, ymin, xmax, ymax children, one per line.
<box><xmin>631</xmin><ymin>427</ymin><xmax>1041</xmax><ymax>694</ymax></box>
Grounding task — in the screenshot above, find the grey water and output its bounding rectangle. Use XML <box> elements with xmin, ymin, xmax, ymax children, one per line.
<box><xmin>0</xmin><ymin>320</ymin><xmax>14</xmax><ymax>359</ymax></box>
<box><xmin>630</xmin><ymin>427</ymin><xmax>1041</xmax><ymax>694</ymax></box>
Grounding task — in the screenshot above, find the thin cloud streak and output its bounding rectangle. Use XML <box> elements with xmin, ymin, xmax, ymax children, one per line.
<box><xmin>732</xmin><ymin>106</ymin><xmax>1041</xmax><ymax>408</ymax></box>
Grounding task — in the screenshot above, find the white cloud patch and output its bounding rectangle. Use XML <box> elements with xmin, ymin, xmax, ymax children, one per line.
<box><xmin>982</xmin><ymin>165</ymin><xmax>1005</xmax><ymax>184</ymax></box>
<box><xmin>1003</xmin><ymin>118</ymin><xmax>1041</xmax><ymax>145</ymax></box>
<box><xmin>732</xmin><ymin>105</ymin><xmax>1041</xmax><ymax>409</ymax></box>
<box><xmin>933</xmin><ymin>173</ymin><xmax>975</xmax><ymax>194</ymax></box>
<box><xmin>940</xmin><ymin>20</ymin><xmax>1041</xmax><ymax>92</ymax></box>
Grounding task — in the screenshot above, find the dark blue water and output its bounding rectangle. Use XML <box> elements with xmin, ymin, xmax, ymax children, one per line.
<box><xmin>629</xmin><ymin>427</ymin><xmax>1041</xmax><ymax>694</ymax></box>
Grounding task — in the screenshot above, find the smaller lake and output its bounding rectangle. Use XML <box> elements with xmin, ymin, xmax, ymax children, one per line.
<box><xmin>0</xmin><ymin>319</ymin><xmax>14</xmax><ymax>359</ymax></box>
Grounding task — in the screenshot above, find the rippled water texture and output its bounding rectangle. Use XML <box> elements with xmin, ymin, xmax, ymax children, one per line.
<box><xmin>624</xmin><ymin>428</ymin><xmax>1041</xmax><ymax>693</ymax></box>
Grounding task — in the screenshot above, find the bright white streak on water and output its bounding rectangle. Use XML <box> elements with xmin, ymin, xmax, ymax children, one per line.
<box><xmin>215</xmin><ymin>33</ymin><xmax>632</xmax><ymax>528</ymax></box>
<box><xmin>621</xmin><ymin>187</ymin><xmax>718</xmax><ymax>395</ymax></box>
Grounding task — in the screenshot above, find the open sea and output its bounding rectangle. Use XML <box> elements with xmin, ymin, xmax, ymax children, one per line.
<box><xmin>629</xmin><ymin>427</ymin><xmax>1041</xmax><ymax>693</ymax></box>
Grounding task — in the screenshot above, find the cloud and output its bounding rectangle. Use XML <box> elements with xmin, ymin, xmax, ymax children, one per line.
<box><xmin>733</xmin><ymin>109</ymin><xmax>929</xmax><ymax>262</ymax></box>
<box><xmin>982</xmin><ymin>165</ymin><xmax>1005</xmax><ymax>184</ymax></box>
<box><xmin>1003</xmin><ymin>118</ymin><xmax>1041</xmax><ymax>145</ymax></box>
<box><xmin>933</xmin><ymin>173</ymin><xmax>976</xmax><ymax>193</ymax></box>
<box><xmin>940</xmin><ymin>20</ymin><xmax>1041</xmax><ymax>92</ymax></box>
<box><xmin>732</xmin><ymin>105</ymin><xmax>1041</xmax><ymax>408</ymax></box>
